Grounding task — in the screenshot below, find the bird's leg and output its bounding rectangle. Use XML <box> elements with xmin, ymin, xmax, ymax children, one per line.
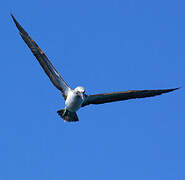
<box><xmin>62</xmin><ymin>108</ymin><xmax>67</xmax><ymax>117</ymax></box>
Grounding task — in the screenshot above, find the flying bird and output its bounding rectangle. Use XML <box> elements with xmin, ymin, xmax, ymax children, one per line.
<box><xmin>11</xmin><ymin>14</ymin><xmax>179</xmax><ymax>122</ymax></box>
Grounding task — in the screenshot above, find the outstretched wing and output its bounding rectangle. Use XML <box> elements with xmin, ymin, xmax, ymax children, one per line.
<box><xmin>11</xmin><ymin>14</ymin><xmax>71</xmax><ymax>99</ymax></box>
<box><xmin>82</xmin><ymin>88</ymin><xmax>179</xmax><ymax>107</ymax></box>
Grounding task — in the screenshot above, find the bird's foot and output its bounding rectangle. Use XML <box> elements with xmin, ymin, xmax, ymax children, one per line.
<box><xmin>62</xmin><ymin>109</ymin><xmax>67</xmax><ymax>117</ymax></box>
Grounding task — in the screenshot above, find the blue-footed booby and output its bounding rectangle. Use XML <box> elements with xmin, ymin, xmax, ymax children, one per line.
<box><xmin>11</xmin><ymin>14</ymin><xmax>179</xmax><ymax>122</ymax></box>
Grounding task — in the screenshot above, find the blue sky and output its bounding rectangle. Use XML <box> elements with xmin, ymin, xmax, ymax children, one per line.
<box><xmin>1</xmin><ymin>0</ymin><xmax>185</xmax><ymax>179</ymax></box>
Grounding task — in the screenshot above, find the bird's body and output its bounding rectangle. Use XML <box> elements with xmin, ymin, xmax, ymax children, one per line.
<box><xmin>11</xmin><ymin>14</ymin><xmax>179</xmax><ymax>122</ymax></box>
<box><xmin>65</xmin><ymin>87</ymin><xmax>85</xmax><ymax>112</ymax></box>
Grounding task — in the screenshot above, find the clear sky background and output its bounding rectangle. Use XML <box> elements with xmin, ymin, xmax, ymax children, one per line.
<box><xmin>0</xmin><ymin>0</ymin><xmax>185</xmax><ymax>179</ymax></box>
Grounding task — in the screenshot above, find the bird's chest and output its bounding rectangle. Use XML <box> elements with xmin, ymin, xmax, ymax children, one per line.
<box><xmin>65</xmin><ymin>92</ymin><xmax>83</xmax><ymax>112</ymax></box>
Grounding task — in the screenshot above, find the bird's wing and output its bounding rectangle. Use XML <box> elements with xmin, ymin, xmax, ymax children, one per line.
<box><xmin>11</xmin><ymin>14</ymin><xmax>71</xmax><ymax>99</ymax></box>
<box><xmin>82</xmin><ymin>88</ymin><xmax>179</xmax><ymax>107</ymax></box>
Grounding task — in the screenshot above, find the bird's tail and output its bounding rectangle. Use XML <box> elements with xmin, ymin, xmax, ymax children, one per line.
<box><xmin>57</xmin><ymin>109</ymin><xmax>79</xmax><ymax>122</ymax></box>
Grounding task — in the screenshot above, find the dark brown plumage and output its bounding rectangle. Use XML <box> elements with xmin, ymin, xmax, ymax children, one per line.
<box><xmin>82</xmin><ymin>88</ymin><xmax>179</xmax><ymax>107</ymax></box>
<box><xmin>11</xmin><ymin>14</ymin><xmax>70</xmax><ymax>99</ymax></box>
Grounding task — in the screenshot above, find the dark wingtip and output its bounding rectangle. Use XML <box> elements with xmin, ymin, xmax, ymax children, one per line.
<box><xmin>172</xmin><ymin>87</ymin><xmax>181</xmax><ymax>91</ymax></box>
<box><xmin>10</xmin><ymin>13</ymin><xmax>17</xmax><ymax>24</ymax></box>
<box><xmin>166</xmin><ymin>87</ymin><xmax>180</xmax><ymax>93</ymax></box>
<box><xmin>10</xmin><ymin>13</ymin><xmax>13</xmax><ymax>18</ymax></box>
<box><xmin>11</xmin><ymin>14</ymin><xmax>28</xmax><ymax>36</ymax></box>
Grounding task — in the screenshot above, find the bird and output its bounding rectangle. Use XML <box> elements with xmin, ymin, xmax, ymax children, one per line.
<box><xmin>11</xmin><ymin>14</ymin><xmax>179</xmax><ymax>122</ymax></box>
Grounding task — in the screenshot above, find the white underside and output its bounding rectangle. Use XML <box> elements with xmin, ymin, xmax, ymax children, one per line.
<box><xmin>65</xmin><ymin>90</ymin><xmax>84</xmax><ymax>112</ymax></box>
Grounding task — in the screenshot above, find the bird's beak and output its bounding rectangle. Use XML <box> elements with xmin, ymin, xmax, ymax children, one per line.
<box><xmin>81</xmin><ymin>93</ymin><xmax>84</xmax><ymax>101</ymax></box>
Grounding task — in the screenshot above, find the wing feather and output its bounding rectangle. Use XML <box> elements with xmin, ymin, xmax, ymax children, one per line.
<box><xmin>82</xmin><ymin>88</ymin><xmax>179</xmax><ymax>107</ymax></box>
<box><xmin>11</xmin><ymin>14</ymin><xmax>71</xmax><ymax>99</ymax></box>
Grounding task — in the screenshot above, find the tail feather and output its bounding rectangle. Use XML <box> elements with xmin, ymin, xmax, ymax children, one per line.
<box><xmin>57</xmin><ymin>109</ymin><xmax>79</xmax><ymax>122</ymax></box>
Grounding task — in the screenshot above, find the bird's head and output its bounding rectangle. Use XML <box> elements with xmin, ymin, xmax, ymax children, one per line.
<box><xmin>74</xmin><ymin>86</ymin><xmax>85</xmax><ymax>100</ymax></box>
<box><xmin>74</xmin><ymin>86</ymin><xmax>85</xmax><ymax>94</ymax></box>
